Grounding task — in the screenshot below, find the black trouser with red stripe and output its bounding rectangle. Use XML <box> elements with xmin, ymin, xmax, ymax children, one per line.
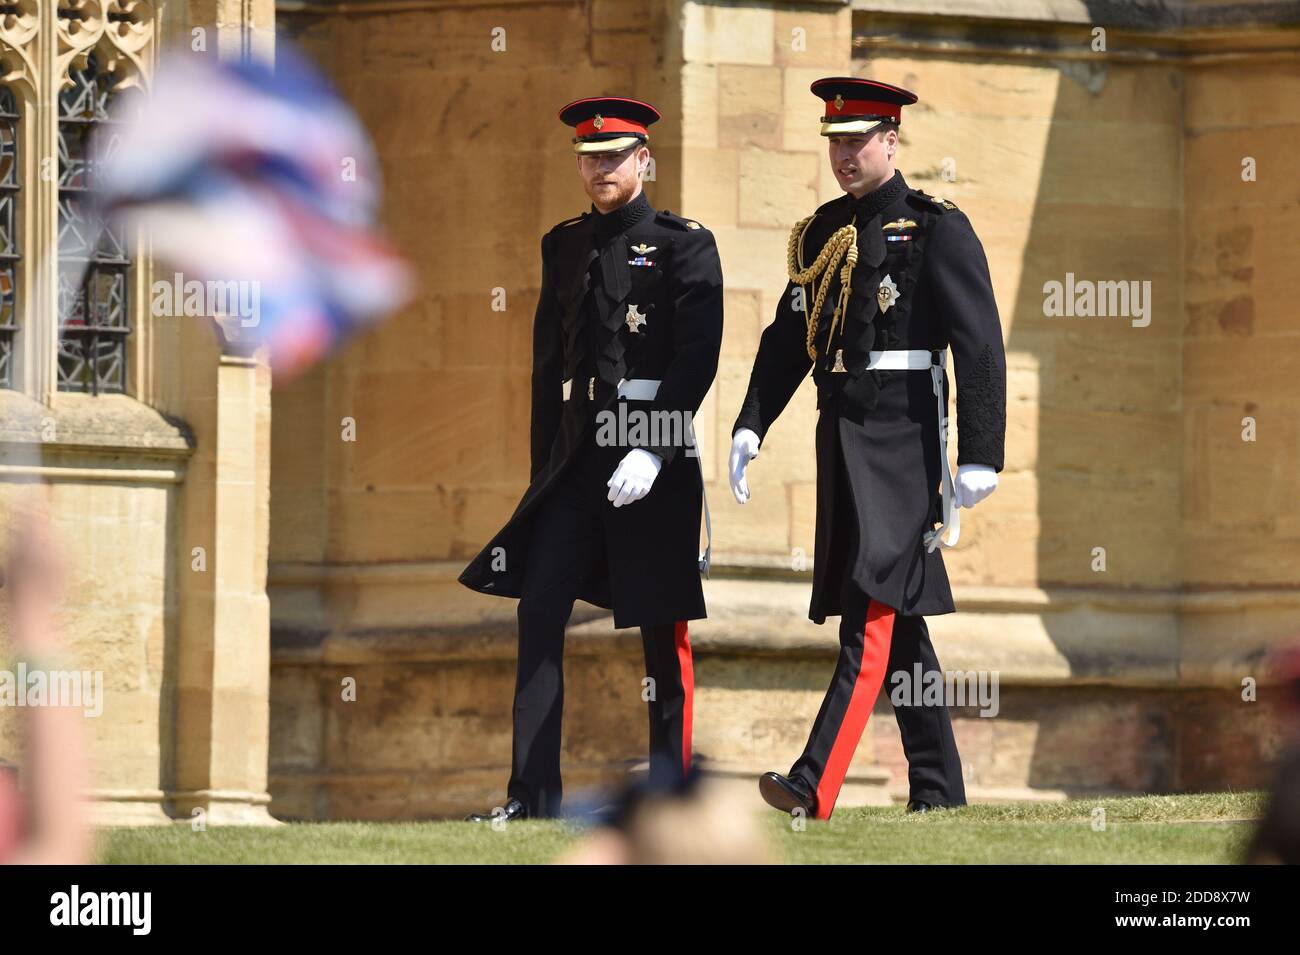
<box><xmin>789</xmin><ymin>575</ymin><xmax>967</xmax><ymax>819</ymax></box>
<box><xmin>506</xmin><ymin>448</ymin><xmax>693</xmax><ymax>818</ymax></box>
<box><xmin>638</xmin><ymin>621</ymin><xmax>695</xmax><ymax>790</ymax></box>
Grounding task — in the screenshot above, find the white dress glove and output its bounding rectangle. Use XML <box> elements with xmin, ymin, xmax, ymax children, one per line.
<box><xmin>729</xmin><ymin>428</ymin><xmax>761</xmax><ymax>504</ymax></box>
<box><xmin>607</xmin><ymin>448</ymin><xmax>663</xmax><ymax>507</ymax></box>
<box><xmin>955</xmin><ymin>463</ymin><xmax>998</xmax><ymax>508</ymax></box>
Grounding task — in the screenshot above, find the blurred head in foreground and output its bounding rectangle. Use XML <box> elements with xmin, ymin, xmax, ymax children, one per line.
<box><xmin>557</xmin><ymin>768</ymin><xmax>775</xmax><ymax>865</ymax></box>
<box><xmin>0</xmin><ymin>498</ymin><xmax>91</xmax><ymax>865</ymax></box>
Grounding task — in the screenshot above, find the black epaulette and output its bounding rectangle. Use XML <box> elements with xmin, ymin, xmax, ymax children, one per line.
<box><xmin>548</xmin><ymin>211</ymin><xmax>589</xmax><ymax>233</ymax></box>
<box><xmin>656</xmin><ymin>209</ymin><xmax>705</xmax><ymax>232</ymax></box>
<box><xmin>909</xmin><ymin>190</ymin><xmax>958</xmax><ymax>214</ymax></box>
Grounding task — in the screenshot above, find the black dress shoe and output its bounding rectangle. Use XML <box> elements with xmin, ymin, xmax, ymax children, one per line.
<box><xmin>465</xmin><ymin>796</ymin><xmax>528</xmax><ymax>823</ymax></box>
<box><xmin>759</xmin><ymin>771</ymin><xmax>816</xmax><ymax>816</ymax></box>
<box><xmin>906</xmin><ymin>800</ymin><xmax>936</xmax><ymax>813</ymax></box>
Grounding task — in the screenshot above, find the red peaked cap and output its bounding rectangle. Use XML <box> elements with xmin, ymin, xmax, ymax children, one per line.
<box><xmin>811</xmin><ymin>77</ymin><xmax>918</xmax><ymax>132</ymax></box>
<box><xmin>558</xmin><ymin>96</ymin><xmax>660</xmax><ymax>153</ymax></box>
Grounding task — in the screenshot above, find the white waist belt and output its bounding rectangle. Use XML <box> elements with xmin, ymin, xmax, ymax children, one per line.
<box><xmin>864</xmin><ymin>348</ymin><xmax>936</xmax><ymax>371</ymax></box>
<box><xmin>560</xmin><ymin>376</ymin><xmax>671</xmax><ymax>402</ymax></box>
<box><xmin>617</xmin><ymin>378</ymin><xmax>661</xmax><ymax>401</ymax></box>
<box><xmin>552</xmin><ymin>376</ymin><xmax>712</xmax><ymax>576</ymax></box>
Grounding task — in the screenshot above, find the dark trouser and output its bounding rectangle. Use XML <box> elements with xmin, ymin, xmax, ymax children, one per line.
<box><xmin>506</xmin><ymin>445</ymin><xmax>694</xmax><ymax>818</ymax></box>
<box><xmin>888</xmin><ymin>612</ymin><xmax>967</xmax><ymax>809</ymax></box>
<box><xmin>789</xmin><ymin>583</ymin><xmax>966</xmax><ymax>820</ymax></box>
<box><xmin>787</xmin><ymin>420</ymin><xmax>967</xmax><ymax>818</ymax></box>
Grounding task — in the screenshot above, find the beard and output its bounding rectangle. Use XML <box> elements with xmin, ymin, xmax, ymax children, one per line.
<box><xmin>586</xmin><ymin>172</ymin><xmax>640</xmax><ymax>212</ymax></box>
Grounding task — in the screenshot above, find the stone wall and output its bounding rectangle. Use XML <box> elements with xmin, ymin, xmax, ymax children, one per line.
<box><xmin>267</xmin><ymin>0</ymin><xmax>1300</xmax><ymax>819</ymax></box>
<box><xmin>0</xmin><ymin>2</ymin><xmax>280</xmax><ymax>827</ymax></box>
<box><xmin>269</xmin><ymin>0</ymin><xmax>690</xmax><ymax>818</ymax></box>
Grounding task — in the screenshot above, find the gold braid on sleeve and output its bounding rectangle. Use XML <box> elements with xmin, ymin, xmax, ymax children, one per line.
<box><xmin>787</xmin><ymin>214</ymin><xmax>858</xmax><ymax>361</ymax></box>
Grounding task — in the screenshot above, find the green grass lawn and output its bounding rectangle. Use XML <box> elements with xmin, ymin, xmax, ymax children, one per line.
<box><xmin>96</xmin><ymin>791</ymin><xmax>1265</xmax><ymax>864</ymax></box>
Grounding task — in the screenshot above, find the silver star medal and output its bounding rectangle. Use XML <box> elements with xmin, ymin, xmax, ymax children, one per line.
<box><xmin>876</xmin><ymin>274</ymin><xmax>900</xmax><ymax>312</ymax></box>
<box><xmin>625</xmin><ymin>303</ymin><xmax>647</xmax><ymax>333</ymax></box>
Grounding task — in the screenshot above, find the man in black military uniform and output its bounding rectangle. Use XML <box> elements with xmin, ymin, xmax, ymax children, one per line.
<box><xmin>459</xmin><ymin>97</ymin><xmax>724</xmax><ymax>821</ymax></box>
<box><xmin>729</xmin><ymin>77</ymin><xmax>1007</xmax><ymax>819</ymax></box>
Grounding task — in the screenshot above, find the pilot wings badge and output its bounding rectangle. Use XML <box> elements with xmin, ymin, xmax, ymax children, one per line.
<box><xmin>628</xmin><ymin>242</ymin><xmax>657</xmax><ymax>267</ymax></box>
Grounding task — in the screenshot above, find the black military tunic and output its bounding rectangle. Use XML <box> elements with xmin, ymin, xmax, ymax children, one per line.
<box><xmin>733</xmin><ymin>169</ymin><xmax>1006</xmax><ymax>624</ymax></box>
<box><xmin>459</xmin><ymin>191</ymin><xmax>724</xmax><ymax>629</ymax></box>
<box><xmin>457</xmin><ymin>191</ymin><xmax>722</xmax><ymax>817</ymax></box>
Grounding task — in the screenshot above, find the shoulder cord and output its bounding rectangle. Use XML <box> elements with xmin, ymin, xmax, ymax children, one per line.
<box><xmin>787</xmin><ymin>214</ymin><xmax>858</xmax><ymax>360</ymax></box>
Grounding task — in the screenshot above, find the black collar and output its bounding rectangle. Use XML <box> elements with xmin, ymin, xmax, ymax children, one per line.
<box><xmin>590</xmin><ymin>191</ymin><xmax>652</xmax><ymax>243</ymax></box>
<box><xmin>851</xmin><ymin>169</ymin><xmax>907</xmax><ymax>220</ymax></box>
